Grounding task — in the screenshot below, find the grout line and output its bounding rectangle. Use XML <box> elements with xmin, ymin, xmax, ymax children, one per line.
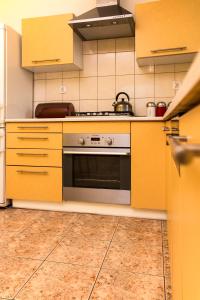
<box><xmin>87</xmin><ymin>219</ymin><xmax>119</xmax><ymax>300</ymax></box>
<box><xmin>12</xmin><ymin>213</ymin><xmax>82</xmax><ymax>299</ymax></box>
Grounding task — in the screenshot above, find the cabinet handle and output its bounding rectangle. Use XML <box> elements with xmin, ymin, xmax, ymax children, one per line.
<box><xmin>17</xmin><ymin>137</ymin><xmax>49</xmax><ymax>141</ymax></box>
<box><xmin>16</xmin><ymin>153</ymin><xmax>48</xmax><ymax>157</ymax></box>
<box><xmin>151</xmin><ymin>47</ymin><xmax>187</xmax><ymax>54</ymax></box>
<box><xmin>168</xmin><ymin>135</ymin><xmax>200</xmax><ymax>165</ymax></box>
<box><xmin>32</xmin><ymin>59</ymin><xmax>60</xmax><ymax>64</ymax></box>
<box><xmin>17</xmin><ymin>126</ymin><xmax>49</xmax><ymax>129</ymax></box>
<box><xmin>17</xmin><ymin>170</ymin><xmax>48</xmax><ymax>175</ymax></box>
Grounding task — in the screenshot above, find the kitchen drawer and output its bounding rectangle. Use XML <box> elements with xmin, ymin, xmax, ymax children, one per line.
<box><xmin>6</xmin><ymin>149</ymin><xmax>62</xmax><ymax>167</ymax></box>
<box><xmin>6</xmin><ymin>133</ymin><xmax>62</xmax><ymax>149</ymax></box>
<box><xmin>63</xmin><ymin>122</ymin><xmax>131</xmax><ymax>134</ymax></box>
<box><xmin>6</xmin><ymin>166</ymin><xmax>62</xmax><ymax>202</ymax></box>
<box><xmin>6</xmin><ymin>122</ymin><xmax>62</xmax><ymax>133</ymax></box>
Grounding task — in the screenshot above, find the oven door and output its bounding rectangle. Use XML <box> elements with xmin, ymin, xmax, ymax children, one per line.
<box><xmin>63</xmin><ymin>147</ymin><xmax>131</xmax><ymax>205</ymax></box>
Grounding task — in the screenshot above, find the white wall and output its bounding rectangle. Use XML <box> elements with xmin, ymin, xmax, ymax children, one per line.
<box><xmin>0</xmin><ymin>0</ymin><xmax>155</xmax><ymax>33</ymax></box>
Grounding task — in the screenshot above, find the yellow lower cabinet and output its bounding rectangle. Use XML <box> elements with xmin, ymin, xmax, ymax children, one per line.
<box><xmin>6</xmin><ymin>149</ymin><xmax>62</xmax><ymax>167</ymax></box>
<box><xmin>6</xmin><ymin>166</ymin><xmax>62</xmax><ymax>202</ymax></box>
<box><xmin>131</xmin><ymin>122</ymin><xmax>166</xmax><ymax>210</ymax></box>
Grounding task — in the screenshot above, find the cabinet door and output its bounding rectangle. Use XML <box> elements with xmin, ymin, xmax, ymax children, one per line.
<box><xmin>135</xmin><ymin>0</ymin><xmax>200</xmax><ymax>61</ymax></box>
<box><xmin>131</xmin><ymin>122</ymin><xmax>166</xmax><ymax>210</ymax></box>
<box><xmin>22</xmin><ymin>14</ymin><xmax>74</xmax><ymax>68</ymax></box>
<box><xmin>179</xmin><ymin>105</ymin><xmax>200</xmax><ymax>300</ymax></box>
<box><xmin>6</xmin><ymin>166</ymin><xmax>62</xmax><ymax>202</ymax></box>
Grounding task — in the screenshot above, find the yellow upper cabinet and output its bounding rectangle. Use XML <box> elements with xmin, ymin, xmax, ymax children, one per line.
<box><xmin>135</xmin><ymin>0</ymin><xmax>200</xmax><ymax>65</ymax></box>
<box><xmin>22</xmin><ymin>14</ymin><xmax>83</xmax><ymax>72</ymax></box>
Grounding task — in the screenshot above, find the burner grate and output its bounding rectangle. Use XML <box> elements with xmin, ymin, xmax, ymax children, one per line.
<box><xmin>75</xmin><ymin>111</ymin><xmax>134</xmax><ymax>117</ymax></box>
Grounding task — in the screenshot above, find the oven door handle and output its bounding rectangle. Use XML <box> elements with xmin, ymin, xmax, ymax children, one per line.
<box><xmin>63</xmin><ymin>150</ymin><xmax>130</xmax><ymax>156</ymax></box>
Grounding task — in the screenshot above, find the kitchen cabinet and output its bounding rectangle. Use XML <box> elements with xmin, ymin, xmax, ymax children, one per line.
<box><xmin>63</xmin><ymin>122</ymin><xmax>131</xmax><ymax>134</ymax></box>
<box><xmin>135</xmin><ymin>0</ymin><xmax>200</xmax><ymax>65</ymax></box>
<box><xmin>22</xmin><ymin>14</ymin><xmax>82</xmax><ymax>72</ymax></box>
<box><xmin>131</xmin><ymin>122</ymin><xmax>166</xmax><ymax>210</ymax></box>
<box><xmin>167</xmin><ymin>104</ymin><xmax>200</xmax><ymax>300</ymax></box>
<box><xmin>6</xmin><ymin>122</ymin><xmax>62</xmax><ymax>202</ymax></box>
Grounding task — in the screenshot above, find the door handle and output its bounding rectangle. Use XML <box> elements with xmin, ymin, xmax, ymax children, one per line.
<box><xmin>16</xmin><ymin>153</ymin><xmax>48</xmax><ymax>157</ymax></box>
<box><xmin>17</xmin><ymin>126</ymin><xmax>49</xmax><ymax>129</ymax></box>
<box><xmin>17</xmin><ymin>170</ymin><xmax>48</xmax><ymax>175</ymax></box>
<box><xmin>151</xmin><ymin>46</ymin><xmax>187</xmax><ymax>54</ymax></box>
<box><xmin>17</xmin><ymin>137</ymin><xmax>49</xmax><ymax>141</ymax></box>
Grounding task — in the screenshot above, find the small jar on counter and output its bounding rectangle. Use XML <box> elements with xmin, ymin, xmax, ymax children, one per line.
<box><xmin>146</xmin><ymin>102</ymin><xmax>156</xmax><ymax>117</ymax></box>
<box><xmin>156</xmin><ymin>102</ymin><xmax>167</xmax><ymax>116</ymax></box>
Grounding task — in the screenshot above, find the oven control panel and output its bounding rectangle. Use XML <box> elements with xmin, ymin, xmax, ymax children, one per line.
<box><xmin>63</xmin><ymin>134</ymin><xmax>130</xmax><ymax>148</ymax></box>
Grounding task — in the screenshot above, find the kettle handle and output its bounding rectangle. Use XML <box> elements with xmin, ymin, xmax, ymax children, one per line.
<box><xmin>116</xmin><ymin>92</ymin><xmax>130</xmax><ymax>102</ymax></box>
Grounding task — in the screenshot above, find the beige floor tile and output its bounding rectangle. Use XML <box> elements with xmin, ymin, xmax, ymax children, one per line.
<box><xmin>15</xmin><ymin>261</ymin><xmax>98</xmax><ymax>300</ymax></box>
<box><xmin>70</xmin><ymin>222</ymin><xmax>117</xmax><ymax>241</ymax></box>
<box><xmin>165</xmin><ymin>276</ymin><xmax>172</xmax><ymax>300</ymax></box>
<box><xmin>1</xmin><ymin>231</ymin><xmax>60</xmax><ymax>260</ymax></box>
<box><xmin>113</xmin><ymin>228</ymin><xmax>163</xmax><ymax>248</ymax></box>
<box><xmin>47</xmin><ymin>234</ymin><xmax>109</xmax><ymax>267</ymax></box>
<box><xmin>0</xmin><ymin>255</ymin><xmax>41</xmax><ymax>299</ymax></box>
<box><xmin>77</xmin><ymin>213</ymin><xmax>118</xmax><ymax>225</ymax></box>
<box><xmin>103</xmin><ymin>240</ymin><xmax>163</xmax><ymax>276</ymax></box>
<box><xmin>90</xmin><ymin>269</ymin><xmax>165</xmax><ymax>300</ymax></box>
<box><xmin>0</xmin><ymin>216</ymin><xmax>30</xmax><ymax>232</ymax></box>
<box><xmin>118</xmin><ymin>217</ymin><xmax>162</xmax><ymax>233</ymax></box>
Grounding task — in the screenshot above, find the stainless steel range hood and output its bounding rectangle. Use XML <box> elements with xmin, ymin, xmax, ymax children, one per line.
<box><xmin>68</xmin><ymin>0</ymin><xmax>134</xmax><ymax>41</ymax></box>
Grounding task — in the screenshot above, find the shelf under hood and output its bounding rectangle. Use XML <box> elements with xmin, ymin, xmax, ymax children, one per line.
<box><xmin>68</xmin><ymin>3</ymin><xmax>134</xmax><ymax>41</ymax></box>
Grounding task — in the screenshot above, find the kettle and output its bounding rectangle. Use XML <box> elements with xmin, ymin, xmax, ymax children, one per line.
<box><xmin>112</xmin><ymin>92</ymin><xmax>133</xmax><ymax>114</ymax></box>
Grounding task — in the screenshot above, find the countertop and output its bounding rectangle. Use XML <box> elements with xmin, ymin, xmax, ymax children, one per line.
<box><xmin>5</xmin><ymin>116</ymin><xmax>164</xmax><ymax>122</ymax></box>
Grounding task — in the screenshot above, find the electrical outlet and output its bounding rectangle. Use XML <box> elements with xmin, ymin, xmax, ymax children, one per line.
<box><xmin>172</xmin><ymin>80</ymin><xmax>182</xmax><ymax>91</ymax></box>
<box><xmin>59</xmin><ymin>85</ymin><xmax>66</xmax><ymax>94</ymax></box>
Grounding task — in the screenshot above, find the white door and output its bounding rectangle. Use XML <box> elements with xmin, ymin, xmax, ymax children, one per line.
<box><xmin>0</xmin><ymin>26</ymin><xmax>5</xmax><ymax>124</ymax></box>
<box><xmin>0</xmin><ymin>128</ymin><xmax>5</xmax><ymax>204</ymax></box>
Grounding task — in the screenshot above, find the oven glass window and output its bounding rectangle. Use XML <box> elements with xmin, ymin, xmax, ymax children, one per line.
<box><xmin>73</xmin><ymin>155</ymin><xmax>120</xmax><ymax>189</ymax></box>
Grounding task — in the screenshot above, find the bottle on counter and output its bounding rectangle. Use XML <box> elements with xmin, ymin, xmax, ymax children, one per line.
<box><xmin>156</xmin><ymin>101</ymin><xmax>167</xmax><ymax>116</ymax></box>
<box><xmin>146</xmin><ymin>102</ymin><xmax>156</xmax><ymax>117</ymax></box>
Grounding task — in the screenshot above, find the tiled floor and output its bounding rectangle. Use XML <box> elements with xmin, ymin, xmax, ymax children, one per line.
<box><xmin>0</xmin><ymin>208</ymin><xmax>172</xmax><ymax>299</ymax></box>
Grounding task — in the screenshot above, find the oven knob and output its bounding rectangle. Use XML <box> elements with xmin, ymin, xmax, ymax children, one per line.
<box><xmin>106</xmin><ymin>138</ymin><xmax>113</xmax><ymax>146</ymax></box>
<box><xmin>79</xmin><ymin>137</ymin><xmax>85</xmax><ymax>145</ymax></box>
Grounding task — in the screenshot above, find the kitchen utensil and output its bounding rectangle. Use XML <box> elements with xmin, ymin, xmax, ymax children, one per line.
<box><xmin>112</xmin><ymin>92</ymin><xmax>133</xmax><ymax>114</ymax></box>
<box><xmin>156</xmin><ymin>101</ymin><xmax>167</xmax><ymax>116</ymax></box>
<box><xmin>146</xmin><ymin>102</ymin><xmax>156</xmax><ymax>117</ymax></box>
<box><xmin>35</xmin><ymin>102</ymin><xmax>75</xmax><ymax>118</ymax></box>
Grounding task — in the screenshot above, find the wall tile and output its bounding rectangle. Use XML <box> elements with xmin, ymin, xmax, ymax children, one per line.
<box><xmin>98</xmin><ymin>53</ymin><xmax>115</xmax><ymax>76</ymax></box>
<box><xmin>46</xmin><ymin>79</ymin><xmax>62</xmax><ymax>101</ymax></box>
<box><xmin>135</xmin><ymin>74</ymin><xmax>154</xmax><ymax>98</ymax></box>
<box><xmin>46</xmin><ymin>72</ymin><xmax>62</xmax><ymax>79</ymax></box>
<box><xmin>98</xmin><ymin>39</ymin><xmax>115</xmax><ymax>53</ymax></box>
<box><xmin>80</xmin><ymin>100</ymin><xmax>98</xmax><ymax>112</ymax></box>
<box><xmin>116</xmin><ymin>37</ymin><xmax>135</xmax><ymax>52</ymax></box>
<box><xmin>80</xmin><ymin>54</ymin><xmax>98</xmax><ymax>77</ymax></box>
<box><xmin>135</xmin><ymin>58</ymin><xmax>155</xmax><ymax>75</ymax></box>
<box><xmin>34</xmin><ymin>73</ymin><xmax>46</xmax><ymax>80</ymax></box>
<box><xmin>97</xmin><ymin>99</ymin><xmax>114</xmax><ymax>111</ymax></box>
<box><xmin>155</xmin><ymin>73</ymin><xmax>175</xmax><ymax>98</ymax></box>
<box><xmin>62</xmin><ymin>78</ymin><xmax>79</xmax><ymax>101</ymax></box>
<box><xmin>175</xmin><ymin>72</ymin><xmax>187</xmax><ymax>83</ymax></box>
<box><xmin>175</xmin><ymin>63</ymin><xmax>191</xmax><ymax>72</ymax></box>
<box><xmin>134</xmin><ymin>98</ymin><xmax>154</xmax><ymax>117</ymax></box>
<box><xmin>63</xmin><ymin>71</ymin><xmax>79</xmax><ymax>78</ymax></box>
<box><xmin>155</xmin><ymin>64</ymin><xmax>174</xmax><ymax>73</ymax></box>
<box><xmin>98</xmin><ymin>76</ymin><xmax>115</xmax><ymax>100</ymax></box>
<box><xmin>80</xmin><ymin>77</ymin><xmax>97</xmax><ymax>100</ymax></box>
<box><xmin>83</xmin><ymin>40</ymin><xmax>97</xmax><ymax>54</ymax></box>
<box><xmin>116</xmin><ymin>52</ymin><xmax>134</xmax><ymax>75</ymax></box>
<box><xmin>66</xmin><ymin>100</ymin><xmax>80</xmax><ymax>113</ymax></box>
<box><xmin>34</xmin><ymin>80</ymin><xmax>46</xmax><ymax>101</ymax></box>
<box><xmin>116</xmin><ymin>75</ymin><xmax>134</xmax><ymax>99</ymax></box>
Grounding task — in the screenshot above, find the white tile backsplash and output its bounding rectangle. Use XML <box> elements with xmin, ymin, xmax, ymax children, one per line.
<box><xmin>98</xmin><ymin>76</ymin><xmax>115</xmax><ymax>100</ymax></box>
<box><xmin>80</xmin><ymin>77</ymin><xmax>98</xmax><ymax>100</ymax></box>
<box><xmin>33</xmin><ymin>37</ymin><xmax>190</xmax><ymax>117</ymax></box>
<box><xmin>98</xmin><ymin>53</ymin><xmax>115</xmax><ymax>76</ymax></box>
<box><xmin>135</xmin><ymin>74</ymin><xmax>154</xmax><ymax>98</ymax></box>
<box><xmin>116</xmin><ymin>52</ymin><xmax>135</xmax><ymax>75</ymax></box>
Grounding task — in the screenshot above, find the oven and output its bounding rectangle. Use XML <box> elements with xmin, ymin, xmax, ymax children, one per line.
<box><xmin>63</xmin><ymin>133</ymin><xmax>131</xmax><ymax>205</ymax></box>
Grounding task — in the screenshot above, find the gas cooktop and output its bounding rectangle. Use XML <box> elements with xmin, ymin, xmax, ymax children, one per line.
<box><xmin>74</xmin><ymin>111</ymin><xmax>134</xmax><ymax>117</ymax></box>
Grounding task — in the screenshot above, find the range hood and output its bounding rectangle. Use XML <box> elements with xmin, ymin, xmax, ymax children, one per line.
<box><xmin>68</xmin><ymin>0</ymin><xmax>134</xmax><ymax>41</ymax></box>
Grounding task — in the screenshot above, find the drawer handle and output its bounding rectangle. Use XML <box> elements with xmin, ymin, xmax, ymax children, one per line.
<box><xmin>17</xmin><ymin>137</ymin><xmax>49</xmax><ymax>141</ymax></box>
<box><xmin>16</xmin><ymin>153</ymin><xmax>48</xmax><ymax>157</ymax></box>
<box><xmin>151</xmin><ymin>46</ymin><xmax>187</xmax><ymax>53</ymax></box>
<box><xmin>32</xmin><ymin>59</ymin><xmax>60</xmax><ymax>64</ymax></box>
<box><xmin>17</xmin><ymin>126</ymin><xmax>49</xmax><ymax>129</ymax></box>
<box><xmin>17</xmin><ymin>170</ymin><xmax>48</xmax><ymax>175</ymax></box>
